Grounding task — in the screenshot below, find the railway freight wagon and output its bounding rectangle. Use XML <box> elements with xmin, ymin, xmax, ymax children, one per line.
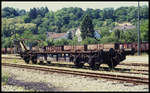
<box><xmin>1</xmin><ymin>48</ymin><xmax>15</xmax><ymax>54</ymax></box>
<box><xmin>1</xmin><ymin>48</ymin><xmax>6</xmax><ymax>54</ymax></box>
<box><xmin>119</xmin><ymin>42</ymin><xmax>149</xmax><ymax>54</ymax></box>
<box><xmin>14</xmin><ymin>40</ymin><xmax>135</xmax><ymax>70</ymax></box>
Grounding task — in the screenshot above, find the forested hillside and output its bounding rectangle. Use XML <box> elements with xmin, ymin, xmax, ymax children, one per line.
<box><xmin>2</xmin><ymin>5</ymin><xmax>149</xmax><ymax>48</ymax></box>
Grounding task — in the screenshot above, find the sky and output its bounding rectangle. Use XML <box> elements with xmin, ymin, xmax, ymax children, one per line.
<box><xmin>2</xmin><ymin>1</ymin><xmax>149</xmax><ymax>11</ymax></box>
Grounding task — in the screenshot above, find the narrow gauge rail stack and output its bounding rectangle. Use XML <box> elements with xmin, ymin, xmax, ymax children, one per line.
<box><xmin>14</xmin><ymin>40</ymin><xmax>135</xmax><ymax>70</ymax></box>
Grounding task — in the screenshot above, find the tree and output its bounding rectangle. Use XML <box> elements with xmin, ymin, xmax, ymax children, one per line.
<box><xmin>24</xmin><ymin>15</ymin><xmax>31</xmax><ymax>23</ymax></box>
<box><xmin>102</xmin><ymin>8</ymin><xmax>115</xmax><ymax>20</ymax></box>
<box><xmin>54</xmin><ymin>39</ymin><xmax>69</xmax><ymax>46</ymax></box>
<box><xmin>99</xmin><ymin>26</ymin><xmax>111</xmax><ymax>38</ymax></box>
<box><xmin>115</xmin><ymin>7</ymin><xmax>128</xmax><ymax>22</ymax></box>
<box><xmin>18</xmin><ymin>9</ymin><xmax>26</xmax><ymax>16</ymax></box>
<box><xmin>68</xmin><ymin>31</ymin><xmax>73</xmax><ymax>39</ymax></box>
<box><xmin>29</xmin><ymin>8</ymin><xmax>37</xmax><ymax>19</ymax></box>
<box><xmin>2</xmin><ymin>5</ymin><xmax>148</xmax><ymax>47</ymax></box>
<box><xmin>36</xmin><ymin>7</ymin><xmax>49</xmax><ymax>17</ymax></box>
<box><xmin>114</xmin><ymin>29</ymin><xmax>120</xmax><ymax>41</ymax></box>
<box><xmin>46</xmin><ymin>39</ymin><xmax>54</xmax><ymax>46</ymax></box>
<box><xmin>80</xmin><ymin>14</ymin><xmax>95</xmax><ymax>40</ymax></box>
<box><xmin>2</xmin><ymin>7</ymin><xmax>19</xmax><ymax>18</ymax></box>
<box><xmin>140</xmin><ymin>19</ymin><xmax>148</xmax><ymax>41</ymax></box>
<box><xmin>2</xmin><ymin>37</ymin><xmax>13</xmax><ymax>48</ymax></box>
<box><xmin>81</xmin><ymin>37</ymin><xmax>98</xmax><ymax>44</ymax></box>
<box><xmin>124</xmin><ymin>29</ymin><xmax>137</xmax><ymax>42</ymax></box>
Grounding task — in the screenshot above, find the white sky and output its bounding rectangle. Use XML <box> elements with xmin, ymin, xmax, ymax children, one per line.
<box><xmin>2</xmin><ymin>1</ymin><xmax>149</xmax><ymax>11</ymax></box>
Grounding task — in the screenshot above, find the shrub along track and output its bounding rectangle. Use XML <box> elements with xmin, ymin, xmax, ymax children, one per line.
<box><xmin>2</xmin><ymin>62</ymin><xmax>149</xmax><ymax>85</ymax></box>
<box><xmin>2</xmin><ymin>57</ymin><xmax>149</xmax><ymax>76</ymax></box>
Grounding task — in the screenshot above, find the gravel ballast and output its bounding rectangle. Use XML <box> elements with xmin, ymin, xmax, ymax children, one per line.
<box><xmin>1</xmin><ymin>66</ymin><xmax>148</xmax><ymax>92</ymax></box>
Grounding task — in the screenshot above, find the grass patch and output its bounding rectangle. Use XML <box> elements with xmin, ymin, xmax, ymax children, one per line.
<box><xmin>2</xmin><ymin>73</ymin><xmax>10</xmax><ymax>85</ymax></box>
<box><xmin>13</xmin><ymin>59</ymin><xmax>18</xmax><ymax>63</ymax></box>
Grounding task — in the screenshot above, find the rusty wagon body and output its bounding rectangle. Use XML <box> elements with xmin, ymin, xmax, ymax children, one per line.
<box><xmin>13</xmin><ymin>40</ymin><xmax>135</xmax><ymax>70</ymax></box>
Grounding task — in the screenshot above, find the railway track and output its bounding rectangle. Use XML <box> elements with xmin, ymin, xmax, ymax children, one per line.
<box><xmin>2</xmin><ymin>57</ymin><xmax>149</xmax><ymax>75</ymax></box>
<box><xmin>2</xmin><ymin>56</ymin><xmax>148</xmax><ymax>67</ymax></box>
<box><xmin>2</xmin><ymin>62</ymin><xmax>149</xmax><ymax>85</ymax></box>
<box><xmin>119</xmin><ymin>63</ymin><xmax>148</xmax><ymax>67</ymax></box>
<box><xmin>2</xmin><ymin>57</ymin><xmax>22</xmax><ymax>60</ymax></box>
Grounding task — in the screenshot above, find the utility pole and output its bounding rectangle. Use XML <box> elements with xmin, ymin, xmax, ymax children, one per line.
<box><xmin>137</xmin><ymin>1</ymin><xmax>141</xmax><ymax>55</ymax></box>
<box><xmin>13</xmin><ymin>24</ymin><xmax>17</xmax><ymax>54</ymax></box>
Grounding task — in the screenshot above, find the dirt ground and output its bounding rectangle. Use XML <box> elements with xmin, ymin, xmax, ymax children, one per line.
<box><xmin>122</xmin><ymin>54</ymin><xmax>149</xmax><ymax>64</ymax></box>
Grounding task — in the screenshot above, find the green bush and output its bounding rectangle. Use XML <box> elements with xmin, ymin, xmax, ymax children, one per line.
<box><xmin>54</xmin><ymin>39</ymin><xmax>69</xmax><ymax>46</ymax></box>
<box><xmin>100</xmin><ymin>36</ymin><xmax>118</xmax><ymax>43</ymax></box>
<box><xmin>81</xmin><ymin>37</ymin><xmax>99</xmax><ymax>45</ymax></box>
<box><xmin>2</xmin><ymin>74</ymin><xmax>9</xmax><ymax>84</ymax></box>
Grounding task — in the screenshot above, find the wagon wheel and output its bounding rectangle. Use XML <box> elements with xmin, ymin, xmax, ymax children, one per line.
<box><xmin>90</xmin><ymin>62</ymin><xmax>101</xmax><ymax>70</ymax></box>
<box><xmin>47</xmin><ymin>61</ymin><xmax>51</xmax><ymax>64</ymax></box>
<box><xmin>88</xmin><ymin>56</ymin><xmax>100</xmax><ymax>70</ymax></box>
<box><xmin>32</xmin><ymin>60</ymin><xmax>37</xmax><ymax>64</ymax></box>
<box><xmin>73</xmin><ymin>56</ymin><xmax>84</xmax><ymax>68</ymax></box>
<box><xmin>94</xmin><ymin>62</ymin><xmax>101</xmax><ymax>70</ymax></box>
<box><xmin>32</xmin><ymin>56</ymin><xmax>37</xmax><ymax>64</ymax></box>
<box><xmin>107</xmin><ymin>57</ymin><xmax>118</xmax><ymax>69</ymax></box>
<box><xmin>23</xmin><ymin>57</ymin><xmax>30</xmax><ymax>64</ymax></box>
<box><xmin>69</xmin><ymin>55</ymin><xmax>74</xmax><ymax>62</ymax></box>
<box><xmin>31</xmin><ymin>58</ymin><xmax>37</xmax><ymax>64</ymax></box>
<box><xmin>107</xmin><ymin>62</ymin><xmax>118</xmax><ymax>69</ymax></box>
<box><xmin>39</xmin><ymin>61</ymin><xmax>44</xmax><ymax>64</ymax></box>
<box><xmin>78</xmin><ymin>62</ymin><xmax>84</xmax><ymax>68</ymax></box>
<box><xmin>109</xmin><ymin>48</ymin><xmax>115</xmax><ymax>57</ymax></box>
<box><xmin>88</xmin><ymin>56</ymin><xmax>94</xmax><ymax>69</ymax></box>
<box><xmin>111</xmin><ymin>52</ymin><xmax>124</xmax><ymax>68</ymax></box>
<box><xmin>119</xmin><ymin>53</ymin><xmax>126</xmax><ymax>62</ymax></box>
<box><xmin>107</xmin><ymin>48</ymin><xmax>118</xmax><ymax>69</ymax></box>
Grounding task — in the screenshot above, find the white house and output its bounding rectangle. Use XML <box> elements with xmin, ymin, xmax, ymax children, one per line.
<box><xmin>46</xmin><ymin>28</ymin><xmax>101</xmax><ymax>41</ymax></box>
<box><xmin>73</xmin><ymin>27</ymin><xmax>101</xmax><ymax>41</ymax></box>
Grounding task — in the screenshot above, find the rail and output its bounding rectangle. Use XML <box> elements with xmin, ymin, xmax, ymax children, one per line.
<box><xmin>2</xmin><ymin>63</ymin><xmax>149</xmax><ymax>85</ymax></box>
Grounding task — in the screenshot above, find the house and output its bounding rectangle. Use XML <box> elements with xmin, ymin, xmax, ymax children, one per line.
<box><xmin>113</xmin><ymin>24</ymin><xmax>136</xmax><ymax>31</ymax></box>
<box><xmin>68</xmin><ymin>27</ymin><xmax>101</xmax><ymax>42</ymax></box>
<box><xmin>94</xmin><ymin>30</ymin><xmax>101</xmax><ymax>39</ymax></box>
<box><xmin>66</xmin><ymin>28</ymin><xmax>77</xmax><ymax>39</ymax></box>
<box><xmin>46</xmin><ymin>32</ymin><xmax>68</xmax><ymax>40</ymax></box>
<box><xmin>46</xmin><ymin>27</ymin><xmax>101</xmax><ymax>41</ymax></box>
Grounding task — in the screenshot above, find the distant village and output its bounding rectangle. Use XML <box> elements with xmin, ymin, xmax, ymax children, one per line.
<box><xmin>46</xmin><ymin>23</ymin><xmax>136</xmax><ymax>42</ymax></box>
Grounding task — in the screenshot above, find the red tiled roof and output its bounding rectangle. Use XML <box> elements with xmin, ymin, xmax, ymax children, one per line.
<box><xmin>47</xmin><ymin>32</ymin><xmax>66</xmax><ymax>39</ymax></box>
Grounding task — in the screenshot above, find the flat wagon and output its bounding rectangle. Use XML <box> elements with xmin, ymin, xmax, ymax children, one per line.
<box><xmin>14</xmin><ymin>40</ymin><xmax>135</xmax><ymax>70</ymax></box>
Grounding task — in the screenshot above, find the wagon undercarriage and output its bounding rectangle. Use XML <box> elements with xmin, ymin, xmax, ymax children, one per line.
<box><xmin>14</xmin><ymin>40</ymin><xmax>135</xmax><ymax>70</ymax></box>
<box><xmin>19</xmin><ymin>48</ymin><xmax>129</xmax><ymax>70</ymax></box>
